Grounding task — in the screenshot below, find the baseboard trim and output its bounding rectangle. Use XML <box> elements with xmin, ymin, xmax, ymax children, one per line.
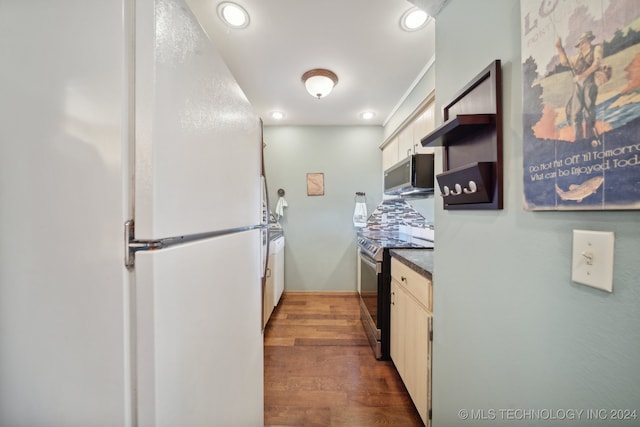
<box><xmin>283</xmin><ymin>291</ymin><xmax>359</xmax><ymax>297</ymax></box>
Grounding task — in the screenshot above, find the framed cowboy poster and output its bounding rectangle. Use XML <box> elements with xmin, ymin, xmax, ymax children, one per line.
<box><xmin>521</xmin><ymin>0</ymin><xmax>640</xmax><ymax>210</ymax></box>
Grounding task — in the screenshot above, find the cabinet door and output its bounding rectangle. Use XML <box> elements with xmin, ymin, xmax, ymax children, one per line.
<box><xmin>397</xmin><ymin>125</ymin><xmax>415</xmax><ymax>161</ymax></box>
<box><xmin>382</xmin><ymin>137</ymin><xmax>399</xmax><ymax>171</ymax></box>
<box><xmin>405</xmin><ymin>300</ymin><xmax>430</xmax><ymax>425</ymax></box>
<box><xmin>390</xmin><ymin>280</ymin><xmax>405</xmax><ymax>378</ymax></box>
<box><xmin>263</xmin><ymin>254</ymin><xmax>275</xmax><ymax>328</ymax></box>
<box><xmin>273</xmin><ymin>241</ymin><xmax>285</xmax><ymax>306</ymax></box>
<box><xmin>391</xmin><ymin>258</ymin><xmax>432</xmax><ymax>426</ymax></box>
<box><xmin>415</xmin><ymin>102</ymin><xmax>436</xmax><ymax>155</ymax></box>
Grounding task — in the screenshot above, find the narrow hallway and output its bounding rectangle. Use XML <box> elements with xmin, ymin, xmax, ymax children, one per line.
<box><xmin>264</xmin><ymin>293</ymin><xmax>423</xmax><ymax>426</ymax></box>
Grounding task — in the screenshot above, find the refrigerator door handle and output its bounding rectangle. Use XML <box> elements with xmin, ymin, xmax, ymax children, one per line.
<box><xmin>125</xmin><ymin>220</ymin><xmax>264</xmax><ymax>269</ymax></box>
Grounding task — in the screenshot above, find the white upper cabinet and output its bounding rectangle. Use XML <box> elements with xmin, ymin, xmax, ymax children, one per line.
<box><xmin>414</xmin><ymin>102</ymin><xmax>436</xmax><ymax>155</ymax></box>
<box><xmin>397</xmin><ymin>125</ymin><xmax>415</xmax><ymax>161</ymax></box>
<box><xmin>382</xmin><ymin>136</ymin><xmax>399</xmax><ymax>172</ymax></box>
<box><xmin>381</xmin><ymin>96</ymin><xmax>436</xmax><ymax>173</ymax></box>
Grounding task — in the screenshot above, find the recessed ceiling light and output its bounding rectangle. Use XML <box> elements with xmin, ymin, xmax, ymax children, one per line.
<box><xmin>217</xmin><ymin>2</ymin><xmax>249</xmax><ymax>28</ymax></box>
<box><xmin>360</xmin><ymin>111</ymin><xmax>376</xmax><ymax>120</ymax></box>
<box><xmin>400</xmin><ymin>7</ymin><xmax>430</xmax><ymax>31</ymax></box>
<box><xmin>271</xmin><ymin>111</ymin><xmax>285</xmax><ymax>120</ymax></box>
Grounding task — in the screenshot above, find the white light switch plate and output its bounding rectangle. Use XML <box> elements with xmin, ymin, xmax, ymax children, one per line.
<box><xmin>572</xmin><ymin>230</ymin><xmax>614</xmax><ymax>292</ymax></box>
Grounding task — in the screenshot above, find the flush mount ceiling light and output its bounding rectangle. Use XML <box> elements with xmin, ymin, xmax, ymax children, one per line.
<box><xmin>217</xmin><ymin>2</ymin><xmax>249</xmax><ymax>28</ymax></box>
<box><xmin>301</xmin><ymin>69</ymin><xmax>339</xmax><ymax>99</ymax></box>
<box><xmin>400</xmin><ymin>7</ymin><xmax>430</xmax><ymax>31</ymax></box>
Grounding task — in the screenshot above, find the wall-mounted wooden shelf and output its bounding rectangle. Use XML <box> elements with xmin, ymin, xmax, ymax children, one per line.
<box><xmin>421</xmin><ymin>60</ymin><xmax>503</xmax><ymax>210</ymax></box>
<box><xmin>421</xmin><ymin>114</ymin><xmax>495</xmax><ymax>147</ymax></box>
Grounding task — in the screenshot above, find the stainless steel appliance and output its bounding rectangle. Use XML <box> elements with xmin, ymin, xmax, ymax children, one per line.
<box><xmin>357</xmin><ymin>231</ymin><xmax>433</xmax><ymax>359</ymax></box>
<box><xmin>384</xmin><ymin>154</ymin><xmax>435</xmax><ymax>196</ymax></box>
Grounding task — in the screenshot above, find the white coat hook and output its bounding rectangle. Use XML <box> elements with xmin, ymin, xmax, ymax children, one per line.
<box><xmin>450</xmin><ymin>183</ymin><xmax>462</xmax><ymax>196</ymax></box>
<box><xmin>442</xmin><ymin>186</ymin><xmax>450</xmax><ymax>197</ymax></box>
<box><xmin>463</xmin><ymin>180</ymin><xmax>478</xmax><ymax>194</ymax></box>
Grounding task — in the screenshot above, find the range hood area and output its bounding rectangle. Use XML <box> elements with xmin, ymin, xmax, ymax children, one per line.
<box><xmin>383</xmin><ymin>154</ymin><xmax>435</xmax><ymax>197</ymax></box>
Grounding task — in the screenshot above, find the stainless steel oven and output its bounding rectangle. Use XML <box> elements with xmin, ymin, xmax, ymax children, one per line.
<box><xmin>357</xmin><ymin>234</ymin><xmax>395</xmax><ymax>360</ymax></box>
<box><xmin>358</xmin><ymin>249</ymin><xmax>384</xmax><ymax>359</ymax></box>
<box><xmin>357</xmin><ymin>230</ymin><xmax>434</xmax><ymax>360</ymax></box>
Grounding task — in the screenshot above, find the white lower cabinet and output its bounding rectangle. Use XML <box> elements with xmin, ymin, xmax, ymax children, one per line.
<box><xmin>263</xmin><ymin>252</ymin><xmax>275</xmax><ymax>328</ymax></box>
<box><xmin>264</xmin><ymin>235</ymin><xmax>285</xmax><ymax>328</ymax></box>
<box><xmin>272</xmin><ymin>236</ymin><xmax>285</xmax><ymax>306</ymax></box>
<box><xmin>390</xmin><ymin>257</ymin><xmax>432</xmax><ymax>426</ymax></box>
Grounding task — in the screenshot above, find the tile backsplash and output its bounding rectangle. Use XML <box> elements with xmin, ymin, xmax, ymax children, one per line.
<box><xmin>364</xmin><ymin>199</ymin><xmax>427</xmax><ymax>232</ymax></box>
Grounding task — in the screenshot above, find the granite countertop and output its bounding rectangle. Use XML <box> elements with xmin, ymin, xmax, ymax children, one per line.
<box><xmin>390</xmin><ymin>249</ymin><xmax>434</xmax><ymax>280</ymax></box>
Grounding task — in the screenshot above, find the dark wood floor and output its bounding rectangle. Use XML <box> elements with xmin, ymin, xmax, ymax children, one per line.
<box><xmin>264</xmin><ymin>292</ymin><xmax>424</xmax><ymax>427</ymax></box>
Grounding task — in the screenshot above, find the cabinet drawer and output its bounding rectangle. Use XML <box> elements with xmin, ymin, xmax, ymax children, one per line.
<box><xmin>391</xmin><ymin>257</ymin><xmax>432</xmax><ymax>311</ymax></box>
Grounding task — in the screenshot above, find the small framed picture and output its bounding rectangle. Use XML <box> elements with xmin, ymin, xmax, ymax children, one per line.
<box><xmin>307</xmin><ymin>173</ymin><xmax>324</xmax><ymax>196</ymax></box>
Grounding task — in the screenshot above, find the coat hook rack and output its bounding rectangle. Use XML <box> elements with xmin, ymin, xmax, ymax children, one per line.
<box><xmin>421</xmin><ymin>60</ymin><xmax>503</xmax><ymax>210</ymax></box>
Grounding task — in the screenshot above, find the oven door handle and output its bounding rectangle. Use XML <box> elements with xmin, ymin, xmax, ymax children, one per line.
<box><xmin>360</xmin><ymin>252</ymin><xmax>381</xmax><ymax>274</ymax></box>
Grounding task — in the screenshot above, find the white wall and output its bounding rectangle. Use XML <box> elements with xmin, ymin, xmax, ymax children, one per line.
<box><xmin>263</xmin><ymin>126</ymin><xmax>383</xmax><ymax>292</ymax></box>
<box><xmin>432</xmin><ymin>1</ymin><xmax>640</xmax><ymax>425</ymax></box>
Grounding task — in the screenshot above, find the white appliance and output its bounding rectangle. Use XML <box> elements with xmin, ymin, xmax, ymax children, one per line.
<box><xmin>0</xmin><ymin>0</ymin><xmax>265</xmax><ymax>426</ymax></box>
<box><xmin>271</xmin><ymin>235</ymin><xmax>285</xmax><ymax>306</ymax></box>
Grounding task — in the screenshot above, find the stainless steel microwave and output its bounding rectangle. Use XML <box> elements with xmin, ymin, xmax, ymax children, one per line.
<box><xmin>383</xmin><ymin>154</ymin><xmax>435</xmax><ymax>196</ymax></box>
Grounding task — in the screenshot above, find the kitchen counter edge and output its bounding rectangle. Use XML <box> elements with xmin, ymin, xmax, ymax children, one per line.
<box><xmin>269</xmin><ymin>229</ymin><xmax>284</xmax><ymax>241</ymax></box>
<box><xmin>390</xmin><ymin>249</ymin><xmax>434</xmax><ymax>280</ymax></box>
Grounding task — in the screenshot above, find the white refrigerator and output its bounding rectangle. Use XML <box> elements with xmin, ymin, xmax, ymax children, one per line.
<box><xmin>0</xmin><ymin>0</ymin><xmax>265</xmax><ymax>426</ymax></box>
